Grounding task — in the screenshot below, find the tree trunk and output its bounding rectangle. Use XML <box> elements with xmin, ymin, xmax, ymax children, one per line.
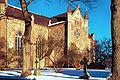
<box><xmin>109</xmin><ymin>0</ymin><xmax>120</xmax><ymax>80</ymax></box>
<box><xmin>21</xmin><ymin>23</ymin><xmax>32</xmax><ymax>77</ymax></box>
<box><xmin>20</xmin><ymin>0</ymin><xmax>32</xmax><ymax>76</ymax></box>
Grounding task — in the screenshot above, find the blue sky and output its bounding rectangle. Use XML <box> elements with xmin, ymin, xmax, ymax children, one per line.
<box><xmin>88</xmin><ymin>0</ymin><xmax>111</xmax><ymax>40</ymax></box>
<box><xmin>9</xmin><ymin>0</ymin><xmax>111</xmax><ymax>40</ymax></box>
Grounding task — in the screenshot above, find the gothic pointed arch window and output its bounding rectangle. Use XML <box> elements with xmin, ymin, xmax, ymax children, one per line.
<box><xmin>15</xmin><ymin>31</ymin><xmax>22</xmax><ymax>54</ymax></box>
<box><xmin>36</xmin><ymin>36</ymin><xmax>44</xmax><ymax>60</ymax></box>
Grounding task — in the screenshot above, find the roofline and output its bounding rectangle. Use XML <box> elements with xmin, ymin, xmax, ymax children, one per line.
<box><xmin>7</xmin><ymin>4</ymin><xmax>46</xmax><ymax>18</ymax></box>
<box><xmin>50</xmin><ymin>9</ymin><xmax>75</xmax><ymax>18</ymax></box>
<box><xmin>7</xmin><ymin>4</ymin><xmax>22</xmax><ymax>10</ymax></box>
<box><xmin>48</xmin><ymin>20</ymin><xmax>65</xmax><ymax>26</ymax></box>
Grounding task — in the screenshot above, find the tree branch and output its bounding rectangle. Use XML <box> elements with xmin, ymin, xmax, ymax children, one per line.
<box><xmin>68</xmin><ymin>0</ymin><xmax>95</xmax><ymax>2</ymax></box>
<box><xmin>67</xmin><ymin>0</ymin><xmax>96</xmax><ymax>10</ymax></box>
<box><xmin>27</xmin><ymin>0</ymin><xmax>33</xmax><ymax>5</ymax></box>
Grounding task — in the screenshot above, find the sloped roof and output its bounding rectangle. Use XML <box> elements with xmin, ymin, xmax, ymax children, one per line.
<box><xmin>5</xmin><ymin>4</ymin><xmax>81</xmax><ymax>27</ymax></box>
<box><xmin>5</xmin><ymin>5</ymin><xmax>67</xmax><ymax>26</ymax></box>
<box><xmin>5</xmin><ymin>5</ymin><xmax>50</xmax><ymax>26</ymax></box>
<box><xmin>50</xmin><ymin>10</ymin><xmax>75</xmax><ymax>23</ymax></box>
<box><xmin>51</xmin><ymin>13</ymin><xmax>67</xmax><ymax>23</ymax></box>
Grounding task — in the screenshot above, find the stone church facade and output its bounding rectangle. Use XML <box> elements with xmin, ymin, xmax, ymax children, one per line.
<box><xmin>0</xmin><ymin>0</ymin><xmax>94</xmax><ymax>68</ymax></box>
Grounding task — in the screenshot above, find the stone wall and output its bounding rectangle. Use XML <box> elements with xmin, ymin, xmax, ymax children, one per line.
<box><xmin>48</xmin><ymin>23</ymin><xmax>65</xmax><ymax>67</ymax></box>
<box><xmin>31</xmin><ymin>23</ymin><xmax>48</xmax><ymax>68</ymax></box>
<box><xmin>0</xmin><ymin>3</ymin><xmax>7</xmax><ymax>68</ymax></box>
<box><xmin>6</xmin><ymin>17</ymin><xmax>25</xmax><ymax>68</ymax></box>
<box><xmin>0</xmin><ymin>3</ymin><xmax>94</xmax><ymax>68</ymax></box>
<box><xmin>6</xmin><ymin>16</ymin><xmax>49</xmax><ymax>68</ymax></box>
<box><xmin>6</xmin><ymin>17</ymin><xmax>25</xmax><ymax>49</ymax></box>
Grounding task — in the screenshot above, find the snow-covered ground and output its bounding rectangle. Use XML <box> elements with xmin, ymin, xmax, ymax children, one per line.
<box><xmin>0</xmin><ymin>68</ymin><xmax>111</xmax><ymax>80</ymax></box>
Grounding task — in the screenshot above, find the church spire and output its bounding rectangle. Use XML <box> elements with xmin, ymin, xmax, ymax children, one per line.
<box><xmin>67</xmin><ymin>4</ymin><xmax>71</xmax><ymax>13</ymax></box>
<box><xmin>84</xmin><ymin>12</ymin><xmax>88</xmax><ymax>19</ymax></box>
<box><xmin>76</xmin><ymin>4</ymin><xmax>80</xmax><ymax>9</ymax></box>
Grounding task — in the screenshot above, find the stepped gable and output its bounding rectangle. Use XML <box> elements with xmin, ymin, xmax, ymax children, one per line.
<box><xmin>5</xmin><ymin>5</ymin><xmax>50</xmax><ymax>26</ymax></box>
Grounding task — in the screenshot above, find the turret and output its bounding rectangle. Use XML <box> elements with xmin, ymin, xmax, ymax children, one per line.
<box><xmin>84</xmin><ymin>11</ymin><xmax>88</xmax><ymax>27</ymax></box>
<box><xmin>83</xmin><ymin>10</ymin><xmax>89</xmax><ymax>49</ymax></box>
<box><xmin>67</xmin><ymin>4</ymin><xmax>72</xmax><ymax>21</ymax></box>
<box><xmin>5</xmin><ymin>0</ymin><xmax>7</xmax><ymax>6</ymax></box>
<box><xmin>76</xmin><ymin>4</ymin><xmax>80</xmax><ymax>10</ymax></box>
<box><xmin>67</xmin><ymin>4</ymin><xmax>72</xmax><ymax>34</ymax></box>
<box><xmin>67</xmin><ymin>4</ymin><xmax>71</xmax><ymax>13</ymax></box>
<box><xmin>0</xmin><ymin>0</ymin><xmax>7</xmax><ymax>15</ymax></box>
<box><xmin>84</xmin><ymin>11</ymin><xmax>88</xmax><ymax>20</ymax></box>
<box><xmin>67</xmin><ymin>4</ymin><xmax>72</xmax><ymax>50</ymax></box>
<box><xmin>0</xmin><ymin>0</ymin><xmax>7</xmax><ymax>6</ymax></box>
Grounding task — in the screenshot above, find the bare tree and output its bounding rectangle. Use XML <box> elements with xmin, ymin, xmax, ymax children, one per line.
<box><xmin>67</xmin><ymin>43</ymin><xmax>83</xmax><ymax>68</ymax></box>
<box><xmin>19</xmin><ymin>0</ymin><xmax>33</xmax><ymax>77</ymax></box>
<box><xmin>36</xmin><ymin>35</ymin><xmax>48</xmax><ymax>68</ymax></box>
<box><xmin>35</xmin><ymin>35</ymin><xmax>64</xmax><ymax>69</ymax></box>
<box><xmin>0</xmin><ymin>38</ymin><xmax>20</xmax><ymax>69</ymax></box>
<box><xmin>7</xmin><ymin>48</ymin><xmax>19</xmax><ymax>68</ymax></box>
<box><xmin>95</xmin><ymin>38</ymin><xmax>112</xmax><ymax>63</ymax></box>
<box><xmin>9</xmin><ymin>0</ymin><xmax>97</xmax><ymax>76</ymax></box>
<box><xmin>0</xmin><ymin>37</ymin><xmax>6</xmax><ymax>70</ymax></box>
<box><xmin>46</xmin><ymin>36</ymin><xmax>64</xmax><ymax>68</ymax></box>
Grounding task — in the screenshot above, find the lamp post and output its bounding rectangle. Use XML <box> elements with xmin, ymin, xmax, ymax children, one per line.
<box><xmin>34</xmin><ymin>58</ymin><xmax>40</xmax><ymax>76</ymax></box>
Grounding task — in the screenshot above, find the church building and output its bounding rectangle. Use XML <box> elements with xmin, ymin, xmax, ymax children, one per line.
<box><xmin>0</xmin><ymin>0</ymin><xmax>94</xmax><ymax>68</ymax></box>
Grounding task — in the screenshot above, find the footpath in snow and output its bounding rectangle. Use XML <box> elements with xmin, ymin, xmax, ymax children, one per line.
<box><xmin>0</xmin><ymin>68</ymin><xmax>111</xmax><ymax>80</ymax></box>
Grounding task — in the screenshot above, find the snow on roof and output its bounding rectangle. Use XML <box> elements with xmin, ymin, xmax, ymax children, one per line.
<box><xmin>48</xmin><ymin>20</ymin><xmax>65</xmax><ymax>26</ymax></box>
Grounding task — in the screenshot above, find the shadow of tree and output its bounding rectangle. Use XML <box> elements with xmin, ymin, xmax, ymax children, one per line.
<box><xmin>62</xmin><ymin>69</ymin><xmax>110</xmax><ymax>78</ymax></box>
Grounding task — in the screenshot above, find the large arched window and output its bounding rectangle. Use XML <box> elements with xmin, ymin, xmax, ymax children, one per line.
<box><xmin>15</xmin><ymin>31</ymin><xmax>22</xmax><ymax>54</ymax></box>
<box><xmin>36</xmin><ymin>36</ymin><xmax>44</xmax><ymax>60</ymax></box>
